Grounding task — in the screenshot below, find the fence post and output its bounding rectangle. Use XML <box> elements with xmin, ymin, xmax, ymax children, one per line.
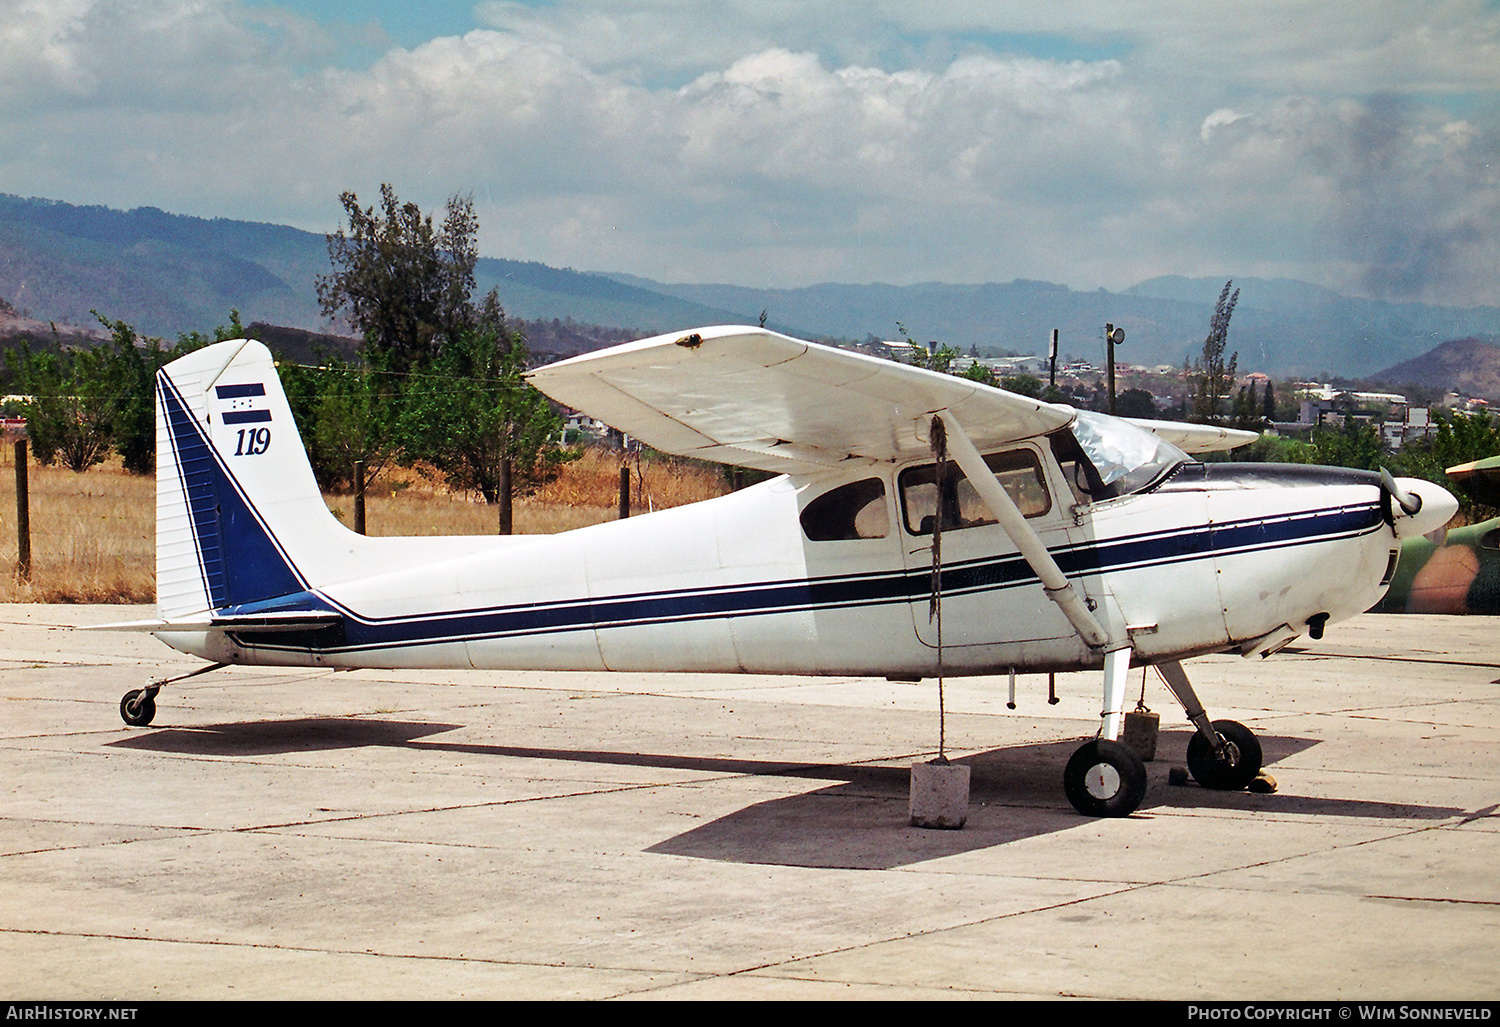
<box><xmin>498</xmin><ymin>457</ymin><xmax>513</xmax><ymax>535</ymax></box>
<box><xmin>14</xmin><ymin>439</ymin><xmax>30</xmax><ymax>581</ymax></box>
<box><xmin>353</xmin><ymin>459</ymin><xmax>366</xmax><ymax>535</ymax></box>
<box><xmin>619</xmin><ymin>465</ymin><xmax>630</xmax><ymax>519</ymax></box>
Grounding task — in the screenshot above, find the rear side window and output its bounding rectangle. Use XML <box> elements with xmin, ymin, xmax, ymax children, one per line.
<box><xmin>800</xmin><ymin>478</ymin><xmax>890</xmax><ymax>541</ymax></box>
<box><xmin>900</xmin><ymin>449</ymin><xmax>1050</xmax><ymax>535</ymax></box>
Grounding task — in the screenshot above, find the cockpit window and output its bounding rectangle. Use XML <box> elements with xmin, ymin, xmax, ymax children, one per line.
<box><xmin>800</xmin><ymin>478</ymin><xmax>890</xmax><ymax>541</ymax></box>
<box><xmin>1053</xmin><ymin>411</ymin><xmax>1189</xmax><ymax>501</ymax></box>
<box><xmin>899</xmin><ymin>449</ymin><xmax>1051</xmax><ymax>535</ymax></box>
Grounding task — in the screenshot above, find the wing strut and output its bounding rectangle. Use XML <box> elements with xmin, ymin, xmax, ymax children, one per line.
<box><xmin>935</xmin><ymin>410</ymin><xmax>1113</xmax><ymax>652</ymax></box>
<box><xmin>936</xmin><ymin>410</ymin><xmax>1146</xmax><ymax>815</ymax></box>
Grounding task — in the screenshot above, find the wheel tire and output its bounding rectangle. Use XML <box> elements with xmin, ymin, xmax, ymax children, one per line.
<box><xmin>120</xmin><ymin>689</ymin><xmax>156</xmax><ymax>727</ymax></box>
<box><xmin>1186</xmin><ymin>719</ymin><xmax>1262</xmax><ymax>790</ymax></box>
<box><xmin>1064</xmin><ymin>739</ymin><xmax>1148</xmax><ymax>817</ymax></box>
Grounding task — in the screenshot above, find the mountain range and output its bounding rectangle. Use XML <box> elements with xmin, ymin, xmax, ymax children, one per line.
<box><xmin>2</xmin><ymin>192</ymin><xmax>1497</xmax><ymax>390</ymax></box>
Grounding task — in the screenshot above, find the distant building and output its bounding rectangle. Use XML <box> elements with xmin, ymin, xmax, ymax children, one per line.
<box><xmin>1297</xmin><ymin>385</ymin><xmax>1408</xmax><ymax>427</ymax></box>
<box><xmin>987</xmin><ymin>354</ymin><xmax>1050</xmax><ymax>375</ymax></box>
<box><xmin>870</xmin><ymin>339</ymin><xmax>922</xmax><ymax>362</ymax></box>
<box><xmin>561</xmin><ymin>411</ymin><xmax>610</xmax><ymax>438</ymax></box>
<box><xmin>1441</xmin><ymin>393</ymin><xmax>1491</xmax><ymax>413</ymax></box>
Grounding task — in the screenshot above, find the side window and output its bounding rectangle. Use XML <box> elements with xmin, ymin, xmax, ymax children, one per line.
<box><xmin>899</xmin><ymin>449</ymin><xmax>1051</xmax><ymax>535</ymax></box>
<box><xmin>800</xmin><ymin>478</ymin><xmax>890</xmax><ymax>541</ymax></box>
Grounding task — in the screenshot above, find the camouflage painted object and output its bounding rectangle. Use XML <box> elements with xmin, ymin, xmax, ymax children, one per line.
<box><xmin>1375</xmin><ymin>516</ymin><xmax>1500</xmax><ymax>614</ymax></box>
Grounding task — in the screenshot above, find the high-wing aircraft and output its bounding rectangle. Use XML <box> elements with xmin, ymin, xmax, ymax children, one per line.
<box><xmin>105</xmin><ymin>326</ymin><xmax>1457</xmax><ymax>817</ymax></box>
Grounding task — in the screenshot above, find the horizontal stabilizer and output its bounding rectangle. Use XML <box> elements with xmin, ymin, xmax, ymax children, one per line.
<box><xmin>93</xmin><ymin>611</ymin><xmax>343</xmax><ymax>633</ymax></box>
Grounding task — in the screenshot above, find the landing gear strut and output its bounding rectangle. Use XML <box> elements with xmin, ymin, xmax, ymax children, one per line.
<box><xmin>1065</xmin><ymin>646</ymin><xmax>1148</xmax><ymax>817</ymax></box>
<box><xmin>1063</xmin><ymin>654</ymin><xmax>1267</xmax><ymax>816</ymax></box>
<box><xmin>118</xmin><ymin>662</ymin><xmax>227</xmax><ymax>727</ymax></box>
<box><xmin>1157</xmin><ymin>660</ymin><xmax>1264</xmax><ymax>790</ymax></box>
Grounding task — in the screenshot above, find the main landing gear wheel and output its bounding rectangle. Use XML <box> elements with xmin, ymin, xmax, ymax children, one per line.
<box><xmin>1186</xmin><ymin>719</ymin><xmax>1262</xmax><ymax>791</ymax></box>
<box><xmin>1064</xmin><ymin>739</ymin><xmax>1148</xmax><ymax>817</ymax></box>
<box><xmin>120</xmin><ymin>689</ymin><xmax>157</xmax><ymax>727</ymax></box>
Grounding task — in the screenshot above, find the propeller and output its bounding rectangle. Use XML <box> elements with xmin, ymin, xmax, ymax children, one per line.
<box><xmin>1381</xmin><ymin>467</ymin><xmax>1422</xmax><ymax>517</ymax></box>
<box><xmin>1379</xmin><ymin>469</ymin><xmax>1459</xmax><ymax>541</ymax></box>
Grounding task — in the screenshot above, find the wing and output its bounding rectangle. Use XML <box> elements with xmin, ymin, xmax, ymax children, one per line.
<box><xmin>1124</xmin><ymin>417</ymin><xmax>1260</xmax><ymax>454</ymax></box>
<box><xmin>527</xmin><ymin>326</ymin><xmax>1076</xmax><ymax>475</ymax></box>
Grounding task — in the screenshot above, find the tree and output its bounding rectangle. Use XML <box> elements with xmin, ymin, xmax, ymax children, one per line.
<box><xmin>316</xmin><ymin>184</ymin><xmax>480</xmax><ymax>374</ymax></box>
<box><xmin>1391</xmin><ymin>409</ymin><xmax>1500</xmax><ymax>518</ymax></box>
<box><xmin>6</xmin><ymin>339</ymin><xmax>117</xmax><ymax>472</ymax></box>
<box><xmin>1231</xmin><ymin>383</ymin><xmax>1261</xmax><ymax>430</ymax></box>
<box><xmin>1308</xmin><ymin>419</ymin><xmax>1382</xmax><ymax>470</ymax></box>
<box><xmin>896</xmin><ymin>323</ymin><xmax>963</xmax><ymax>374</ymax></box>
<box><xmin>1115</xmin><ymin>388</ymin><xmax>1158</xmax><ymax>418</ymax></box>
<box><xmin>999</xmin><ymin>373</ymin><xmax>1044</xmax><ymax>398</ymax></box>
<box><xmin>1190</xmin><ymin>280</ymin><xmax>1240</xmax><ymax>424</ymax></box>
<box><xmin>312</xmin><ymin>187</ymin><xmax>575</xmax><ymax>530</ymax></box>
<box><xmin>401</xmin><ymin>323</ymin><xmax>576</xmax><ymax>532</ymax></box>
<box><xmin>99</xmin><ymin>310</ymin><xmax>239</xmax><ymax>474</ymax></box>
<box><xmin>302</xmin><ymin>357</ymin><xmax>403</xmax><ymax>499</ymax></box>
<box><xmin>4</xmin><ymin>312</ymin><xmax>242</xmax><ymax>475</ymax></box>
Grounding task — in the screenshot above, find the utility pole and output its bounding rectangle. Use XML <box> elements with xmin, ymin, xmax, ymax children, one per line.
<box><xmin>1105</xmin><ymin>323</ymin><xmax>1124</xmax><ymax>415</ymax></box>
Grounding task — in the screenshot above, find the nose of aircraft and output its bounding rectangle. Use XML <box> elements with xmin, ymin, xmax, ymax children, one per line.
<box><xmin>1387</xmin><ymin>475</ymin><xmax>1460</xmax><ymax>539</ymax></box>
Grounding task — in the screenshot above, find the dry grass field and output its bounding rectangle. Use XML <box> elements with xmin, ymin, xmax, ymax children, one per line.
<box><xmin>0</xmin><ymin>446</ymin><xmax>730</xmax><ymax>603</ymax></box>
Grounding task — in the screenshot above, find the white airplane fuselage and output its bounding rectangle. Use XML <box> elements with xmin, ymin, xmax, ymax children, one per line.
<box><xmin>158</xmin><ymin>451</ymin><xmax>1401</xmax><ymax>680</ymax></box>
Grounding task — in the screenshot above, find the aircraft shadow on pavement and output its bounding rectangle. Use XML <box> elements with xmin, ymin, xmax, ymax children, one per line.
<box><xmin>106</xmin><ymin>717</ymin><xmax>464</xmax><ymax>755</ymax></box>
<box><xmin>648</xmin><ymin>732</ymin><xmax>1469</xmax><ymax>869</ymax></box>
<box><xmin>107</xmin><ymin>719</ymin><xmax>1469</xmax><ymax>869</ymax></box>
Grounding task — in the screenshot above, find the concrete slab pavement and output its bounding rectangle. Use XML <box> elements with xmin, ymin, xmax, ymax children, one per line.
<box><xmin>1</xmin><ymin>606</ymin><xmax>1496</xmax><ymax>1000</ymax></box>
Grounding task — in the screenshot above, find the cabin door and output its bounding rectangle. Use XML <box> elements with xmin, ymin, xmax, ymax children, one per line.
<box><xmin>898</xmin><ymin>442</ymin><xmax>1083</xmax><ymax>651</ymax></box>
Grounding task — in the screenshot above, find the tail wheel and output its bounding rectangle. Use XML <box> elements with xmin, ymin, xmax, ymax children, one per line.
<box><xmin>120</xmin><ymin>689</ymin><xmax>157</xmax><ymax>727</ymax></box>
<box><xmin>1186</xmin><ymin>719</ymin><xmax>1262</xmax><ymax>790</ymax></box>
<box><xmin>1064</xmin><ymin>739</ymin><xmax>1147</xmax><ymax>817</ymax></box>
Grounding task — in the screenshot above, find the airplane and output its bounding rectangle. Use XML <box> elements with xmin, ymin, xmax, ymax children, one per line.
<box><xmin>102</xmin><ymin>326</ymin><xmax>1458</xmax><ymax>818</ymax></box>
<box><xmin>1375</xmin><ymin>454</ymin><xmax>1500</xmax><ymax>614</ymax></box>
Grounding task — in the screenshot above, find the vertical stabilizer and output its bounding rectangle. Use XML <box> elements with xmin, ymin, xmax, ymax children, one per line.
<box><xmin>155</xmin><ymin>339</ymin><xmax>349</xmax><ymax>619</ymax></box>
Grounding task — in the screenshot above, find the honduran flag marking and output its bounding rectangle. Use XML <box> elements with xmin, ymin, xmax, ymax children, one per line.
<box><xmin>216</xmin><ymin>382</ymin><xmax>272</xmax><ymax>424</ymax></box>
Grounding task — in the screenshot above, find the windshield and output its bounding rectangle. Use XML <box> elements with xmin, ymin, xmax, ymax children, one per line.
<box><xmin>1068</xmin><ymin>410</ymin><xmax>1189</xmax><ymax>498</ymax></box>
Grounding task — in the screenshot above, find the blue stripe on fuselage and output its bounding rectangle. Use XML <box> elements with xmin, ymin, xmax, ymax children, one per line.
<box><xmin>241</xmin><ymin>498</ymin><xmax>1385</xmax><ymax>656</ymax></box>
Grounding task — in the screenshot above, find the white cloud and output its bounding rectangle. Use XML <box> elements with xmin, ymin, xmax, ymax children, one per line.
<box><xmin>1</xmin><ymin>0</ymin><xmax>1497</xmax><ymax>305</ymax></box>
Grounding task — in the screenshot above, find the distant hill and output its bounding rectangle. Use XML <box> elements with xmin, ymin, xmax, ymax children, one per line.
<box><xmin>1374</xmin><ymin>338</ymin><xmax>1500</xmax><ymax>402</ymax></box>
<box><xmin>2</xmin><ymin>193</ymin><xmax>1498</xmax><ymax>378</ymax></box>
<box><xmin>615</xmin><ymin>272</ymin><xmax>1500</xmax><ymax>378</ymax></box>
<box><xmin>1128</xmin><ymin>275</ymin><xmax>1500</xmax><ymax>378</ymax></box>
<box><xmin>0</xmin><ymin>193</ymin><xmax>743</xmax><ymax>343</ymax></box>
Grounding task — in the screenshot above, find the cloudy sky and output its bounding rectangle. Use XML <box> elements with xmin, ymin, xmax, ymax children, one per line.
<box><xmin>3</xmin><ymin>1</ymin><xmax>1499</xmax><ymax>306</ymax></box>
